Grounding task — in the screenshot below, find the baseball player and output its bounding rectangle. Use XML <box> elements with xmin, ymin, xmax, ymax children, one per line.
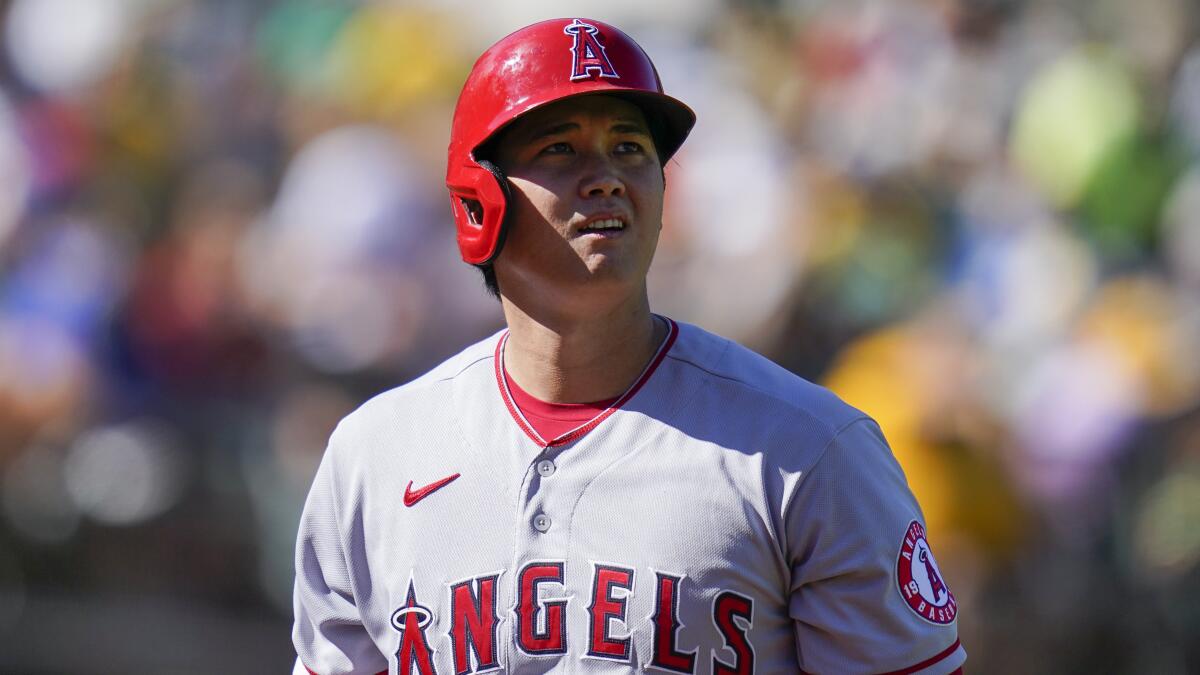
<box><xmin>293</xmin><ymin>18</ymin><xmax>966</xmax><ymax>675</ymax></box>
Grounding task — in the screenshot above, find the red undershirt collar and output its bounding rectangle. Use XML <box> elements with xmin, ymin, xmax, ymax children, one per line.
<box><xmin>494</xmin><ymin>316</ymin><xmax>678</xmax><ymax>448</ymax></box>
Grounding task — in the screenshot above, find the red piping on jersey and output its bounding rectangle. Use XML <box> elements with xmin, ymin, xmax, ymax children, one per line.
<box><xmin>879</xmin><ymin>638</ymin><xmax>963</xmax><ymax>675</ymax></box>
<box><xmin>505</xmin><ymin>375</ymin><xmax>619</xmax><ymax>440</ymax></box>
<box><xmin>796</xmin><ymin>639</ymin><xmax>961</xmax><ymax>675</ymax></box>
<box><xmin>303</xmin><ymin>667</ymin><xmax>386</xmax><ymax>675</ymax></box>
<box><xmin>494</xmin><ymin>317</ymin><xmax>678</xmax><ymax>447</ymax></box>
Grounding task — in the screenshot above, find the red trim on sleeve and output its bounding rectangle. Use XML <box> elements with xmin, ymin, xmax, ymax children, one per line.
<box><xmin>878</xmin><ymin>638</ymin><xmax>963</xmax><ymax>675</ymax></box>
<box><xmin>494</xmin><ymin>317</ymin><xmax>678</xmax><ymax>447</ymax></box>
<box><xmin>800</xmin><ymin>640</ymin><xmax>963</xmax><ymax>675</ymax></box>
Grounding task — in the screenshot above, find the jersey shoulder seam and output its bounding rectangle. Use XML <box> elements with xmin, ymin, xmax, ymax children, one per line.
<box><xmin>664</xmin><ymin>350</ymin><xmax>850</xmax><ymax>434</ymax></box>
<box><xmin>780</xmin><ymin>415</ymin><xmax>876</xmax><ymax>518</ymax></box>
<box><xmin>382</xmin><ymin>349</ymin><xmax>494</xmax><ymax>397</ymax></box>
<box><xmin>775</xmin><ymin>416</ymin><xmax>876</xmax><ymax>572</ymax></box>
<box><xmin>433</xmin><ymin>351</ymin><xmax>494</xmax><ymax>383</ymax></box>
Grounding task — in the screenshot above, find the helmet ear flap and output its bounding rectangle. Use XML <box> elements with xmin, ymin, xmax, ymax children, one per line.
<box><xmin>475</xmin><ymin>159</ymin><xmax>511</xmax><ymax>267</ymax></box>
<box><xmin>449</xmin><ymin>160</ymin><xmax>511</xmax><ymax>266</ymax></box>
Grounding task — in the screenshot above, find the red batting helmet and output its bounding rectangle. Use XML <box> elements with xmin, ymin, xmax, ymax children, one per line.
<box><xmin>446</xmin><ymin>18</ymin><xmax>696</xmax><ymax>266</ymax></box>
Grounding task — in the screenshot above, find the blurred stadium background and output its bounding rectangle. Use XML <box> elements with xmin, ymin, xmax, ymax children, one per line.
<box><xmin>0</xmin><ymin>0</ymin><xmax>1197</xmax><ymax>672</ymax></box>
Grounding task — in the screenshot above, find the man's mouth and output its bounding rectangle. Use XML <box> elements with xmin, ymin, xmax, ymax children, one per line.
<box><xmin>578</xmin><ymin>217</ymin><xmax>627</xmax><ymax>234</ymax></box>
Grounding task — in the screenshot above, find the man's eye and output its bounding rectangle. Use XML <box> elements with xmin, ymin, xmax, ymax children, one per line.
<box><xmin>540</xmin><ymin>142</ymin><xmax>572</xmax><ymax>155</ymax></box>
<box><xmin>615</xmin><ymin>141</ymin><xmax>645</xmax><ymax>154</ymax></box>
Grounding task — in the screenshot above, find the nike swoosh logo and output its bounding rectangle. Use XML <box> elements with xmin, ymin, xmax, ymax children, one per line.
<box><xmin>403</xmin><ymin>473</ymin><xmax>461</xmax><ymax>507</ymax></box>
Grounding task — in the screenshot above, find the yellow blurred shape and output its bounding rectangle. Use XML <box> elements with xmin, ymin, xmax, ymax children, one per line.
<box><xmin>326</xmin><ymin>7</ymin><xmax>464</xmax><ymax>118</ymax></box>
<box><xmin>1078</xmin><ymin>275</ymin><xmax>1200</xmax><ymax>416</ymax></box>
<box><xmin>823</xmin><ymin>326</ymin><xmax>954</xmax><ymax>536</ymax></box>
<box><xmin>823</xmin><ymin>320</ymin><xmax>1027</xmax><ymax>560</ymax></box>
<box><xmin>799</xmin><ymin>164</ymin><xmax>866</xmax><ymax>267</ymax></box>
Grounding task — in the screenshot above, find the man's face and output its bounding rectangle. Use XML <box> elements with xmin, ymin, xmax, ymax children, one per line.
<box><xmin>490</xmin><ymin>95</ymin><xmax>665</xmax><ymax>310</ymax></box>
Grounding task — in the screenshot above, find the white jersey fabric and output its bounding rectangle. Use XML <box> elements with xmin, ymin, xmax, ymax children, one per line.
<box><xmin>293</xmin><ymin>318</ymin><xmax>966</xmax><ymax>674</ymax></box>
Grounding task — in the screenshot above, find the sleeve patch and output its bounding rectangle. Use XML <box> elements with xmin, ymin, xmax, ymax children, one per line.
<box><xmin>895</xmin><ymin>521</ymin><xmax>958</xmax><ymax>625</ymax></box>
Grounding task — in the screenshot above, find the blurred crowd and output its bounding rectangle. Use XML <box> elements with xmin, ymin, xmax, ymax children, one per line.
<box><xmin>0</xmin><ymin>0</ymin><xmax>1197</xmax><ymax>672</ymax></box>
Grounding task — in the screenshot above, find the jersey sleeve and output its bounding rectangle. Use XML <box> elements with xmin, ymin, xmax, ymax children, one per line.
<box><xmin>786</xmin><ymin>418</ymin><xmax>966</xmax><ymax>674</ymax></box>
<box><xmin>292</xmin><ymin>439</ymin><xmax>389</xmax><ymax>675</ymax></box>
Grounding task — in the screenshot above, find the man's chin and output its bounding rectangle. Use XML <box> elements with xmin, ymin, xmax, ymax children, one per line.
<box><xmin>578</xmin><ymin>261</ymin><xmax>644</xmax><ymax>289</ymax></box>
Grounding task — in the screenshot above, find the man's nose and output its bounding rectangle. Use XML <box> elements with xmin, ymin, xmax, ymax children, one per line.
<box><xmin>579</xmin><ymin>154</ymin><xmax>625</xmax><ymax>198</ymax></box>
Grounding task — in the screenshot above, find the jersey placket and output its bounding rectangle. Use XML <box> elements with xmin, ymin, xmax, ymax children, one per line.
<box><xmin>493</xmin><ymin>321</ymin><xmax>678</xmax><ymax>672</ymax></box>
<box><xmin>499</xmin><ymin>388</ymin><xmax>613</xmax><ymax>671</ymax></box>
<box><xmin>506</xmin><ymin>416</ymin><xmax>650</xmax><ymax>672</ymax></box>
<box><xmin>506</xmin><ymin>435</ymin><xmax>578</xmax><ymax>672</ymax></box>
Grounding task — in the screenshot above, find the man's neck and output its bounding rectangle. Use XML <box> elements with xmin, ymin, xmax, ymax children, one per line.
<box><xmin>499</xmin><ymin>294</ymin><xmax>665</xmax><ymax>404</ymax></box>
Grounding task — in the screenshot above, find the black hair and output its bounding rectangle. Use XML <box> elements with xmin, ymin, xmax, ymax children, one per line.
<box><xmin>479</xmin><ymin>263</ymin><xmax>500</xmax><ymax>299</ymax></box>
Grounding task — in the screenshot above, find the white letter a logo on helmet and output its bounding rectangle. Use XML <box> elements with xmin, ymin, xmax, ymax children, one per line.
<box><xmin>564</xmin><ymin>19</ymin><xmax>619</xmax><ymax>81</ymax></box>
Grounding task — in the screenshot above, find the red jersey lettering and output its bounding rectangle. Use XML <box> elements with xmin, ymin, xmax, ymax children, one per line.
<box><xmin>516</xmin><ymin>562</ymin><xmax>568</xmax><ymax>655</ymax></box>
<box><xmin>712</xmin><ymin>591</ymin><xmax>755</xmax><ymax>675</ymax></box>
<box><xmin>394</xmin><ymin>582</ymin><xmax>437</xmax><ymax>675</ymax></box>
<box><xmin>586</xmin><ymin>565</ymin><xmax>635</xmax><ymax>661</ymax></box>
<box><xmin>651</xmin><ymin>573</ymin><xmax>697</xmax><ymax>673</ymax></box>
<box><xmin>449</xmin><ymin>575</ymin><xmax>500</xmax><ymax>674</ymax></box>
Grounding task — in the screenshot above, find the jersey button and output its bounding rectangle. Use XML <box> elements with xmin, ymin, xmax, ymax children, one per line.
<box><xmin>536</xmin><ymin>459</ymin><xmax>555</xmax><ymax>477</ymax></box>
<box><xmin>533</xmin><ymin>514</ymin><xmax>552</xmax><ymax>532</ymax></box>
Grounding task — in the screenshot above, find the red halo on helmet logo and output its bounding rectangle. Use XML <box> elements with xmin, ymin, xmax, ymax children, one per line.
<box><xmin>563</xmin><ymin>19</ymin><xmax>619</xmax><ymax>81</ymax></box>
<box><xmin>896</xmin><ymin>520</ymin><xmax>957</xmax><ymax>625</ymax></box>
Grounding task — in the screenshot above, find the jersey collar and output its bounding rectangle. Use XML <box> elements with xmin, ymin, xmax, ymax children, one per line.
<box><xmin>494</xmin><ymin>316</ymin><xmax>678</xmax><ymax>447</ymax></box>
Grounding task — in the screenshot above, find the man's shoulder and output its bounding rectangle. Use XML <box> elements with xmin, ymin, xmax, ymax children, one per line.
<box><xmin>332</xmin><ymin>329</ymin><xmax>502</xmax><ymax>440</ymax></box>
<box><xmin>667</xmin><ymin>320</ymin><xmax>867</xmax><ymax>433</ymax></box>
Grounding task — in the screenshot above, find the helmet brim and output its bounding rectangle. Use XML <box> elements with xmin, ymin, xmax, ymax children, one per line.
<box><xmin>471</xmin><ymin>89</ymin><xmax>696</xmax><ymax>165</ymax></box>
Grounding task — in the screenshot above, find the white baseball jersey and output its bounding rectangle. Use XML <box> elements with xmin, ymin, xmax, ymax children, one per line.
<box><xmin>293</xmin><ymin>318</ymin><xmax>966</xmax><ymax>674</ymax></box>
